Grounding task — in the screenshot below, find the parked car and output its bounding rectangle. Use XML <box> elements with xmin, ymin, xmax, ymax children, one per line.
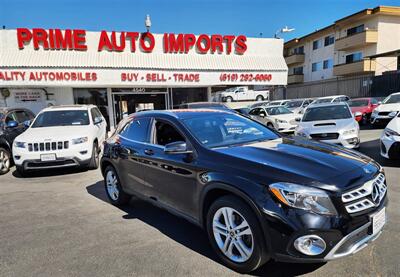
<box><xmin>178</xmin><ymin>102</ymin><xmax>230</xmax><ymax>110</ymax></box>
<box><xmin>267</xmin><ymin>100</ymin><xmax>290</xmax><ymax>106</ymax></box>
<box><xmin>0</xmin><ymin>108</ymin><xmax>35</xmax><ymax>175</ymax></box>
<box><xmin>215</xmin><ymin>86</ymin><xmax>269</xmax><ymax>102</ymax></box>
<box><xmin>348</xmin><ymin>97</ymin><xmax>379</xmax><ymax>125</ymax></box>
<box><xmin>234</xmin><ymin>107</ymin><xmax>250</xmax><ymax>115</ymax></box>
<box><xmin>248</xmin><ymin>105</ymin><xmax>298</xmax><ymax>133</ymax></box>
<box><xmin>285</xmin><ymin>98</ymin><xmax>313</xmax><ymax>113</ymax></box>
<box><xmin>295</xmin><ymin>103</ymin><xmax>360</xmax><ymax>149</ymax></box>
<box><xmin>380</xmin><ymin>114</ymin><xmax>400</xmax><ymax>159</ymax></box>
<box><xmin>12</xmin><ymin>105</ymin><xmax>107</xmax><ymax>175</ymax></box>
<box><xmin>248</xmin><ymin>100</ymin><xmax>270</xmax><ymax>109</ymax></box>
<box><xmin>370</xmin><ymin>92</ymin><xmax>400</xmax><ymax>126</ymax></box>
<box><xmin>312</xmin><ymin>95</ymin><xmax>350</xmax><ymax>104</ymax></box>
<box><xmin>101</xmin><ymin>109</ymin><xmax>387</xmax><ymax>273</ymax></box>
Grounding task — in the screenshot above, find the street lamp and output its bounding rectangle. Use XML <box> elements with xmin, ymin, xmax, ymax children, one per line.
<box><xmin>274</xmin><ymin>26</ymin><xmax>295</xmax><ymax>39</ymax></box>
<box><xmin>145</xmin><ymin>14</ymin><xmax>151</xmax><ymax>32</ymax></box>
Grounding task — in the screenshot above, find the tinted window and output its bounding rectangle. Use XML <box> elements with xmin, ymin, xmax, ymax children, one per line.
<box><xmin>155</xmin><ymin>121</ymin><xmax>185</xmax><ymax>146</ymax></box>
<box><xmin>303</xmin><ymin>105</ymin><xmax>352</xmax><ymax>121</ymax></box>
<box><xmin>119</xmin><ymin>117</ymin><xmax>151</xmax><ymax>142</ymax></box>
<box><xmin>266</xmin><ymin>106</ymin><xmax>292</xmax><ymax>115</ymax></box>
<box><xmin>313</xmin><ymin>98</ymin><xmax>333</xmax><ymax>104</ymax></box>
<box><xmin>14</xmin><ymin>110</ymin><xmax>31</xmax><ymax>123</ymax></box>
<box><xmin>348</xmin><ymin>99</ymin><xmax>369</xmax><ymax>107</ymax></box>
<box><xmin>5</xmin><ymin>112</ymin><xmax>16</xmax><ymax>124</ymax></box>
<box><xmin>91</xmin><ymin>107</ymin><xmax>103</xmax><ymax>122</ymax></box>
<box><xmin>183</xmin><ymin>113</ymin><xmax>278</xmax><ymax>148</ymax></box>
<box><xmin>286</xmin><ymin>100</ymin><xmax>303</xmax><ymax>108</ymax></box>
<box><xmin>371</xmin><ymin>98</ymin><xmax>378</xmax><ymax>104</ymax></box>
<box><xmin>382</xmin><ymin>94</ymin><xmax>400</xmax><ymax>104</ymax></box>
<box><xmin>32</xmin><ymin>110</ymin><xmax>90</xmax><ymax>128</ymax></box>
<box><xmin>249</xmin><ymin>108</ymin><xmax>262</xmax><ymax>116</ymax></box>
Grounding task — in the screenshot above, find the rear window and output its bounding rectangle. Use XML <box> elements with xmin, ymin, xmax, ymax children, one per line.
<box><xmin>348</xmin><ymin>99</ymin><xmax>369</xmax><ymax>107</ymax></box>
<box><xmin>119</xmin><ymin>117</ymin><xmax>151</xmax><ymax>142</ymax></box>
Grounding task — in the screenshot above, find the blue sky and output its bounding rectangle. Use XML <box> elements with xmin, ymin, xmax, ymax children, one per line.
<box><xmin>1</xmin><ymin>0</ymin><xmax>399</xmax><ymax>41</ymax></box>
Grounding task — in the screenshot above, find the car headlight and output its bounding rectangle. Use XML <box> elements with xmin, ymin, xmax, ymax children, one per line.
<box><xmin>342</xmin><ymin>128</ymin><xmax>357</xmax><ymax>135</ymax></box>
<box><xmin>372</xmin><ymin>110</ymin><xmax>378</xmax><ymax>114</ymax></box>
<box><xmin>269</xmin><ymin>183</ymin><xmax>337</xmax><ymax>216</ymax></box>
<box><xmin>388</xmin><ymin>111</ymin><xmax>398</xmax><ymax>117</ymax></box>
<box><xmin>384</xmin><ymin>128</ymin><xmax>400</xmax><ymax>137</ymax></box>
<box><xmin>72</xmin><ymin>137</ymin><xmax>88</xmax><ymax>144</ymax></box>
<box><xmin>14</xmin><ymin>141</ymin><xmax>26</xmax><ymax>148</ymax></box>
<box><xmin>275</xmin><ymin>119</ymin><xmax>287</xmax><ymax>124</ymax></box>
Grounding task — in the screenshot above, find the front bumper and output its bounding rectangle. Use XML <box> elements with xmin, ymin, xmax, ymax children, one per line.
<box><xmin>276</xmin><ymin>122</ymin><xmax>297</xmax><ymax>133</ymax></box>
<box><xmin>304</xmin><ymin>134</ymin><xmax>360</xmax><ymax>149</ymax></box>
<box><xmin>380</xmin><ymin>132</ymin><xmax>400</xmax><ymax>159</ymax></box>
<box><xmin>13</xmin><ymin>142</ymin><xmax>93</xmax><ymax>169</ymax></box>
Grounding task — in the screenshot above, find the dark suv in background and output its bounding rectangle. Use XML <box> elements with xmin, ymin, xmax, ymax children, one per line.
<box><xmin>0</xmin><ymin>107</ymin><xmax>35</xmax><ymax>175</ymax></box>
<box><xmin>101</xmin><ymin>109</ymin><xmax>387</xmax><ymax>273</ymax></box>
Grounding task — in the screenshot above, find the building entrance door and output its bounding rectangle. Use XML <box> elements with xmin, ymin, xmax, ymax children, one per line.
<box><xmin>112</xmin><ymin>90</ymin><xmax>168</xmax><ymax>126</ymax></box>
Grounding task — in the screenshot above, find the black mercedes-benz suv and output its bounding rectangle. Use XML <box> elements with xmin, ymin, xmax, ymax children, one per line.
<box><xmin>101</xmin><ymin>109</ymin><xmax>388</xmax><ymax>273</ymax></box>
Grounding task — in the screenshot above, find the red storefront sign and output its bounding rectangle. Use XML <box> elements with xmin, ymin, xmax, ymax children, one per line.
<box><xmin>16</xmin><ymin>28</ymin><xmax>247</xmax><ymax>54</ymax></box>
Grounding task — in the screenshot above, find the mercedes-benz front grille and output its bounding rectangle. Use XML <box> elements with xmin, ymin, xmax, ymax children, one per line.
<box><xmin>27</xmin><ymin>141</ymin><xmax>69</xmax><ymax>152</ymax></box>
<box><xmin>341</xmin><ymin>173</ymin><xmax>386</xmax><ymax>214</ymax></box>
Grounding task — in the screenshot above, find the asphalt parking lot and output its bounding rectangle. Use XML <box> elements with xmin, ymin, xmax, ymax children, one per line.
<box><xmin>0</xmin><ymin>128</ymin><xmax>399</xmax><ymax>277</ymax></box>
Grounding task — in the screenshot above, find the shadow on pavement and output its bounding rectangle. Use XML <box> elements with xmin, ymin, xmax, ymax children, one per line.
<box><xmin>86</xmin><ymin>181</ymin><xmax>325</xmax><ymax>276</ymax></box>
<box><xmin>12</xmin><ymin>166</ymin><xmax>89</xmax><ymax>178</ymax></box>
<box><xmin>359</xmin><ymin>139</ymin><xmax>400</xmax><ymax>168</ymax></box>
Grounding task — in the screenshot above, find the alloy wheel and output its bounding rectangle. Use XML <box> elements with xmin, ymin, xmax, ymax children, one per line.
<box><xmin>106</xmin><ymin>170</ymin><xmax>119</xmax><ymax>201</ymax></box>
<box><xmin>212</xmin><ymin>207</ymin><xmax>254</xmax><ymax>263</ymax></box>
<box><xmin>0</xmin><ymin>150</ymin><xmax>10</xmax><ymax>172</ymax></box>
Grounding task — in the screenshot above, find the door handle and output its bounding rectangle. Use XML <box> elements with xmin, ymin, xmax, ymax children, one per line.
<box><xmin>144</xmin><ymin>149</ymin><xmax>154</xmax><ymax>156</ymax></box>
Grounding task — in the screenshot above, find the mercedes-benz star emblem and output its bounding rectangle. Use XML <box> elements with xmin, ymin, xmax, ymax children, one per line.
<box><xmin>371</xmin><ymin>183</ymin><xmax>381</xmax><ymax>205</ymax></box>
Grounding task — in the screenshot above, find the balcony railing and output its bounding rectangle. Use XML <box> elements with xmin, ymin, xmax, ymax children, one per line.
<box><xmin>288</xmin><ymin>74</ymin><xmax>304</xmax><ymax>84</ymax></box>
<box><xmin>333</xmin><ymin>59</ymin><xmax>376</xmax><ymax>76</ymax></box>
<box><xmin>285</xmin><ymin>54</ymin><xmax>305</xmax><ymax>65</ymax></box>
<box><xmin>334</xmin><ymin>29</ymin><xmax>378</xmax><ymax>51</ymax></box>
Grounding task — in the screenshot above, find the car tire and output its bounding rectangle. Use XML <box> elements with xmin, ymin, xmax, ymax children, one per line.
<box><xmin>256</xmin><ymin>95</ymin><xmax>264</xmax><ymax>101</ymax></box>
<box><xmin>88</xmin><ymin>142</ymin><xmax>100</xmax><ymax>170</ymax></box>
<box><xmin>0</xmin><ymin>147</ymin><xmax>11</xmax><ymax>175</ymax></box>
<box><xmin>103</xmin><ymin>165</ymin><xmax>131</xmax><ymax>206</ymax></box>
<box><xmin>206</xmin><ymin>195</ymin><xmax>268</xmax><ymax>273</ymax></box>
<box><xmin>225</xmin><ymin>96</ymin><xmax>233</xmax><ymax>102</ymax></box>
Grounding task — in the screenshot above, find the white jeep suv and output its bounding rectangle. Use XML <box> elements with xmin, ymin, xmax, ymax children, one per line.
<box><xmin>12</xmin><ymin>105</ymin><xmax>107</xmax><ymax>175</ymax></box>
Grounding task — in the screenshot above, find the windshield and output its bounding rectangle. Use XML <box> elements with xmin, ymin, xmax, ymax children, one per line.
<box><xmin>382</xmin><ymin>94</ymin><xmax>400</xmax><ymax>104</ymax></box>
<box><xmin>225</xmin><ymin>88</ymin><xmax>237</xmax><ymax>92</ymax></box>
<box><xmin>269</xmin><ymin>101</ymin><xmax>282</xmax><ymax>106</ymax></box>
<box><xmin>183</xmin><ymin>113</ymin><xmax>278</xmax><ymax>148</ymax></box>
<box><xmin>266</xmin><ymin>106</ymin><xmax>292</xmax><ymax>115</ymax></box>
<box><xmin>313</xmin><ymin>98</ymin><xmax>333</xmax><ymax>104</ymax></box>
<box><xmin>32</xmin><ymin>110</ymin><xmax>90</xmax><ymax>128</ymax></box>
<box><xmin>303</xmin><ymin>105</ymin><xmax>352</xmax><ymax>121</ymax></box>
<box><xmin>348</xmin><ymin>99</ymin><xmax>369</xmax><ymax>107</ymax></box>
<box><xmin>285</xmin><ymin>100</ymin><xmax>303</xmax><ymax>108</ymax></box>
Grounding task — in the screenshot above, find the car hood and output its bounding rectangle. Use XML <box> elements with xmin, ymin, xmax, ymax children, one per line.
<box><xmin>268</xmin><ymin>113</ymin><xmax>298</xmax><ymax>122</ymax></box>
<box><xmin>297</xmin><ymin>118</ymin><xmax>357</xmax><ymax>133</ymax></box>
<box><xmin>386</xmin><ymin>117</ymin><xmax>400</xmax><ymax>131</ymax></box>
<box><xmin>375</xmin><ymin>103</ymin><xmax>400</xmax><ymax>112</ymax></box>
<box><xmin>213</xmin><ymin>137</ymin><xmax>378</xmax><ymax>191</ymax></box>
<box><xmin>16</xmin><ymin>126</ymin><xmax>90</xmax><ymax>142</ymax></box>
<box><xmin>350</xmin><ymin>106</ymin><xmax>368</xmax><ymax>113</ymax></box>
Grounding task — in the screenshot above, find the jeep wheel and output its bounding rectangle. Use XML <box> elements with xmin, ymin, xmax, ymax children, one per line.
<box><xmin>104</xmin><ymin>165</ymin><xmax>131</xmax><ymax>206</ymax></box>
<box><xmin>88</xmin><ymin>142</ymin><xmax>100</xmax><ymax>170</ymax></box>
<box><xmin>206</xmin><ymin>195</ymin><xmax>268</xmax><ymax>273</ymax></box>
<box><xmin>0</xmin><ymin>148</ymin><xmax>11</xmax><ymax>175</ymax></box>
<box><xmin>16</xmin><ymin>166</ymin><xmax>28</xmax><ymax>177</ymax></box>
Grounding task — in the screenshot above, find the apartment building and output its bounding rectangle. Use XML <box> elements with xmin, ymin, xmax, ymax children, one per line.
<box><xmin>284</xmin><ymin>6</ymin><xmax>400</xmax><ymax>85</ymax></box>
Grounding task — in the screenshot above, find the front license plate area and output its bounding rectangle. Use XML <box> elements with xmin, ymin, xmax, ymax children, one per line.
<box><xmin>371</xmin><ymin>207</ymin><xmax>386</xmax><ymax>235</ymax></box>
<box><xmin>40</xmin><ymin>153</ymin><xmax>56</xmax><ymax>162</ymax></box>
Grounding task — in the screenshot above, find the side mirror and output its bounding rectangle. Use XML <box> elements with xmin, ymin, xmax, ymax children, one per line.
<box><xmin>23</xmin><ymin>120</ymin><xmax>31</xmax><ymax>128</ymax></box>
<box><xmin>94</xmin><ymin>117</ymin><xmax>103</xmax><ymax>125</ymax></box>
<box><xmin>164</xmin><ymin>141</ymin><xmax>193</xmax><ymax>154</ymax></box>
<box><xmin>354</xmin><ymin>112</ymin><xmax>362</xmax><ymax>117</ymax></box>
<box><xmin>295</xmin><ymin>117</ymin><xmax>301</xmax><ymax>122</ymax></box>
<box><xmin>6</xmin><ymin>120</ymin><xmax>18</xmax><ymax>128</ymax></box>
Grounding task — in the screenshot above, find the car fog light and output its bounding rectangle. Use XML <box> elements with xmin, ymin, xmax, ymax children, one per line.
<box><xmin>294</xmin><ymin>235</ymin><xmax>326</xmax><ymax>256</ymax></box>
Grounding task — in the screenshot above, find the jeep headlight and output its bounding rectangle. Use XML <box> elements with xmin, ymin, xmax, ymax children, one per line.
<box><xmin>72</xmin><ymin>137</ymin><xmax>88</xmax><ymax>144</ymax></box>
<box><xmin>384</xmin><ymin>128</ymin><xmax>400</xmax><ymax>137</ymax></box>
<box><xmin>14</xmin><ymin>141</ymin><xmax>26</xmax><ymax>148</ymax></box>
<box><xmin>270</xmin><ymin>183</ymin><xmax>337</xmax><ymax>216</ymax></box>
<box><xmin>343</xmin><ymin>128</ymin><xmax>357</xmax><ymax>135</ymax></box>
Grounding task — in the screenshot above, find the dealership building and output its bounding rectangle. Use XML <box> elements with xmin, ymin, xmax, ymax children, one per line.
<box><xmin>0</xmin><ymin>28</ymin><xmax>287</xmax><ymax>129</ymax></box>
